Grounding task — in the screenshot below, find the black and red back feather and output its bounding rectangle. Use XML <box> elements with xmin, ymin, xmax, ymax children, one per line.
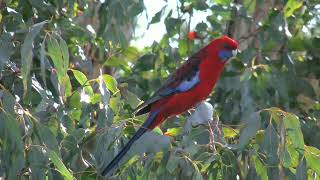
<box><xmin>134</xmin><ymin>51</ymin><xmax>207</xmax><ymax>116</ymax></box>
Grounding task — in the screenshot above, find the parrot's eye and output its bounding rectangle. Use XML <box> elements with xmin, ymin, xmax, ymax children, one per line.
<box><xmin>224</xmin><ymin>44</ymin><xmax>230</xmax><ymax>49</ymax></box>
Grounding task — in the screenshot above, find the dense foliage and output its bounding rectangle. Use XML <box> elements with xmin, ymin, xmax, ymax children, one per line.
<box><xmin>0</xmin><ymin>0</ymin><xmax>320</xmax><ymax>179</ymax></box>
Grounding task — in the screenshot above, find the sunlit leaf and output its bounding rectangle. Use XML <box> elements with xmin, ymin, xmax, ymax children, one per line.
<box><xmin>101</xmin><ymin>74</ymin><xmax>119</xmax><ymax>94</ymax></box>
<box><xmin>178</xmin><ymin>39</ymin><xmax>188</xmax><ymax>57</ymax></box>
<box><xmin>305</xmin><ymin>146</ymin><xmax>320</xmax><ymax>175</ymax></box>
<box><xmin>222</xmin><ymin>126</ymin><xmax>238</xmax><ymax>138</ymax></box>
<box><xmin>47</xmin><ymin>34</ymin><xmax>71</xmax><ymax>98</ymax></box>
<box><xmin>214</xmin><ymin>0</ymin><xmax>232</xmax><ymax>6</ymax></box>
<box><xmin>254</xmin><ymin>156</ymin><xmax>268</xmax><ymax>180</ymax></box>
<box><xmin>47</xmin><ymin>149</ymin><xmax>73</xmax><ymax>180</ymax></box>
<box><xmin>71</xmin><ymin>69</ymin><xmax>94</xmax><ymax>96</ymax></box>
<box><xmin>284</xmin><ymin>0</ymin><xmax>303</xmax><ymax>17</ymax></box>
<box><xmin>60</xmin><ymin>75</ymin><xmax>72</xmax><ymax>98</ymax></box>
<box><xmin>165</xmin><ymin>127</ymin><xmax>182</xmax><ymax>137</ymax></box>
<box><xmin>47</xmin><ymin>35</ymin><xmax>67</xmax><ymax>78</ymax></box>
<box><xmin>283</xmin><ymin>113</ymin><xmax>304</xmax><ymax>152</ymax></box>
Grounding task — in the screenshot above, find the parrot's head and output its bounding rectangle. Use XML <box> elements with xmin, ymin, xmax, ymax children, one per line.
<box><xmin>207</xmin><ymin>35</ymin><xmax>239</xmax><ymax>63</ymax></box>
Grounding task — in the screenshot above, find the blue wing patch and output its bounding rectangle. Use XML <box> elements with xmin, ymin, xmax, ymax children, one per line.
<box><xmin>158</xmin><ymin>71</ymin><xmax>200</xmax><ymax>96</ymax></box>
<box><xmin>176</xmin><ymin>71</ymin><xmax>200</xmax><ymax>92</ymax></box>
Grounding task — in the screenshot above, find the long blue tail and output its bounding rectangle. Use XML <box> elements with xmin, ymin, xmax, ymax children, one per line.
<box><xmin>101</xmin><ymin>111</ymin><xmax>159</xmax><ymax>176</ymax></box>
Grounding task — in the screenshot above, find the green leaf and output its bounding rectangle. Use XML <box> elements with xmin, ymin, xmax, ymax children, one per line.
<box><xmin>71</xmin><ymin>69</ymin><xmax>94</xmax><ymax>96</ymax></box>
<box><xmin>254</xmin><ymin>156</ymin><xmax>268</xmax><ymax>180</ymax></box>
<box><xmin>237</xmin><ymin>112</ymin><xmax>261</xmax><ymax>149</ymax></box>
<box><xmin>193</xmin><ymin>168</ymin><xmax>204</xmax><ymax>180</ymax></box>
<box><xmin>261</xmin><ymin>124</ymin><xmax>280</xmax><ymax>179</ymax></box>
<box><xmin>193</xmin><ymin>0</ymin><xmax>209</xmax><ymax>10</ymax></box>
<box><xmin>214</xmin><ymin>0</ymin><xmax>232</xmax><ymax>5</ymax></box>
<box><xmin>222</xmin><ymin>126</ymin><xmax>238</xmax><ymax>138</ymax></box>
<box><xmin>101</xmin><ymin>74</ymin><xmax>119</xmax><ymax>94</ymax></box>
<box><xmin>305</xmin><ymin>146</ymin><xmax>320</xmax><ymax>175</ymax></box>
<box><xmin>164</xmin><ymin>13</ymin><xmax>182</xmax><ymax>36</ymax></box>
<box><xmin>40</xmin><ymin>37</ymin><xmax>47</xmax><ymax>87</ymax></box>
<box><xmin>152</xmin><ymin>127</ymin><xmax>163</xmax><ymax>135</ymax></box>
<box><xmin>60</xmin><ymin>75</ymin><xmax>73</xmax><ymax>98</ymax></box>
<box><xmin>71</xmin><ymin>69</ymin><xmax>87</xmax><ymax>85</ymax></box>
<box><xmin>47</xmin><ymin>34</ymin><xmax>69</xmax><ymax>80</ymax></box>
<box><xmin>195</xmin><ymin>22</ymin><xmax>208</xmax><ymax>32</ymax></box>
<box><xmin>70</xmin><ymin>91</ymin><xmax>82</xmax><ymax>109</ymax></box>
<box><xmin>47</xmin><ymin>149</ymin><xmax>73</xmax><ymax>180</ymax></box>
<box><xmin>196</xmin><ymin>153</ymin><xmax>219</xmax><ymax>172</ymax></box>
<box><xmin>0</xmin><ymin>109</ymin><xmax>25</xmax><ymax>179</ymax></box>
<box><xmin>95</xmin><ymin>125</ymin><xmax>124</xmax><ymax>170</ymax></box>
<box><xmin>38</xmin><ymin>124</ymin><xmax>60</xmax><ymax>155</ymax></box>
<box><xmin>296</xmin><ymin>158</ymin><xmax>307</xmax><ymax>180</ymax></box>
<box><xmin>47</xmin><ymin>34</ymin><xmax>71</xmax><ymax>98</ymax></box>
<box><xmin>166</xmin><ymin>153</ymin><xmax>180</xmax><ymax>173</ymax></box>
<box><xmin>149</xmin><ymin>6</ymin><xmax>166</xmax><ymax>26</ymax></box>
<box><xmin>104</xmin><ymin>56</ymin><xmax>131</xmax><ymax>73</ymax></box>
<box><xmin>178</xmin><ymin>39</ymin><xmax>188</xmax><ymax>57</ymax></box>
<box><xmin>28</xmin><ymin>146</ymin><xmax>47</xmax><ymax>180</ymax></box>
<box><xmin>240</xmin><ymin>68</ymin><xmax>252</xmax><ymax>82</ymax></box>
<box><xmin>128</xmin><ymin>0</ymin><xmax>144</xmax><ymax>17</ymax></box>
<box><xmin>0</xmin><ymin>34</ymin><xmax>14</xmax><ymax>70</ymax></box>
<box><xmin>220</xmin><ymin>150</ymin><xmax>237</xmax><ymax>179</ymax></box>
<box><xmin>123</xmin><ymin>46</ymin><xmax>140</xmax><ymax>62</ymax></box>
<box><xmin>284</xmin><ymin>0</ymin><xmax>303</xmax><ymax>17</ymax></box>
<box><xmin>120</xmin><ymin>86</ymin><xmax>141</xmax><ymax>108</ymax></box>
<box><xmin>2</xmin><ymin>89</ymin><xmax>16</xmax><ymax>115</ymax></box>
<box><xmin>283</xmin><ymin>113</ymin><xmax>304</xmax><ymax>152</ymax></box>
<box><xmin>243</xmin><ymin>0</ymin><xmax>256</xmax><ymax>15</ymax></box>
<box><xmin>165</xmin><ymin>128</ymin><xmax>182</xmax><ymax>137</ymax></box>
<box><xmin>21</xmin><ymin>21</ymin><xmax>47</xmax><ymax>97</ymax></box>
<box><xmin>281</xmin><ymin>149</ymin><xmax>291</xmax><ymax>168</ymax></box>
<box><xmin>287</xmin><ymin>144</ymin><xmax>299</xmax><ymax>167</ymax></box>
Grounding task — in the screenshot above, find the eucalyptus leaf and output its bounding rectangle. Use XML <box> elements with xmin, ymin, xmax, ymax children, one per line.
<box><xmin>47</xmin><ymin>149</ymin><xmax>73</xmax><ymax>180</ymax></box>
<box><xmin>283</xmin><ymin>113</ymin><xmax>304</xmax><ymax>152</ymax></box>
<box><xmin>21</xmin><ymin>21</ymin><xmax>47</xmax><ymax>97</ymax></box>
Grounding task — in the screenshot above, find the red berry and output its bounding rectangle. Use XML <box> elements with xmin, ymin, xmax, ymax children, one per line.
<box><xmin>187</xmin><ymin>31</ymin><xmax>197</xmax><ymax>40</ymax></box>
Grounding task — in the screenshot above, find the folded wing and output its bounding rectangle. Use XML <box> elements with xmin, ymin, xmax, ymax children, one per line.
<box><xmin>134</xmin><ymin>53</ymin><xmax>205</xmax><ymax>116</ymax></box>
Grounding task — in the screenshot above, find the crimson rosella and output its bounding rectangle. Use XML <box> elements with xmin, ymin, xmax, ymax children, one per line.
<box><xmin>101</xmin><ymin>35</ymin><xmax>238</xmax><ymax>176</ymax></box>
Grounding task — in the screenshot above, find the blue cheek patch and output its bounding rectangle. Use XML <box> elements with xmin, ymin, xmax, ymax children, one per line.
<box><xmin>218</xmin><ymin>50</ymin><xmax>233</xmax><ymax>60</ymax></box>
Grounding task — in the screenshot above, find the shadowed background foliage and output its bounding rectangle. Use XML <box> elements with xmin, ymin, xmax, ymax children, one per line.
<box><xmin>0</xmin><ymin>0</ymin><xmax>320</xmax><ymax>179</ymax></box>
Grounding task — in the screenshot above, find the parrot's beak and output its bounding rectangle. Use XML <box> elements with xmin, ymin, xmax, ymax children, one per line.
<box><xmin>232</xmin><ymin>49</ymin><xmax>238</xmax><ymax>57</ymax></box>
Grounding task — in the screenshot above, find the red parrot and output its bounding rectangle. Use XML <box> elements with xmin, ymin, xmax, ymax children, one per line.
<box><xmin>101</xmin><ymin>35</ymin><xmax>238</xmax><ymax>176</ymax></box>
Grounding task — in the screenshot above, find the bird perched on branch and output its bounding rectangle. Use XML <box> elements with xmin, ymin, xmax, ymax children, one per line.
<box><xmin>101</xmin><ymin>35</ymin><xmax>238</xmax><ymax>176</ymax></box>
